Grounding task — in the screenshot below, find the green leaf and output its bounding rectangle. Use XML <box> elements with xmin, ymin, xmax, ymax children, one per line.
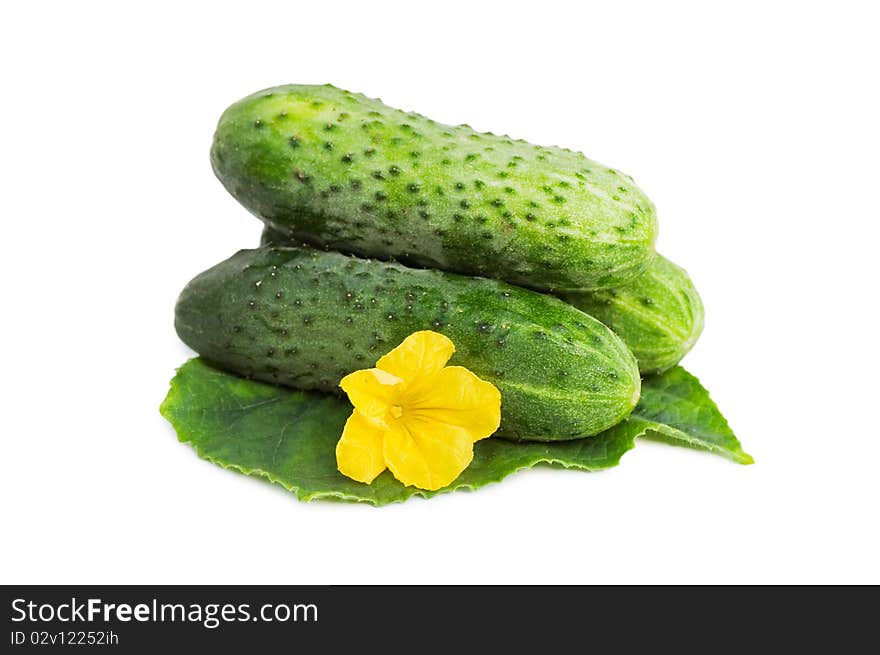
<box><xmin>634</xmin><ymin>367</ymin><xmax>753</xmax><ymax>464</ymax></box>
<box><xmin>160</xmin><ymin>359</ymin><xmax>750</xmax><ymax>506</ymax></box>
<box><xmin>160</xmin><ymin>358</ymin><xmax>640</xmax><ymax>505</ymax></box>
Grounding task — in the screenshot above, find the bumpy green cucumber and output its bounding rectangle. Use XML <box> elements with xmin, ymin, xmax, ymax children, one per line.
<box><xmin>261</xmin><ymin>227</ymin><xmax>703</xmax><ymax>375</ymax></box>
<box><xmin>175</xmin><ymin>246</ymin><xmax>640</xmax><ymax>441</ymax></box>
<box><xmin>212</xmin><ymin>84</ymin><xmax>657</xmax><ymax>292</ymax></box>
<box><xmin>560</xmin><ymin>255</ymin><xmax>704</xmax><ymax>374</ymax></box>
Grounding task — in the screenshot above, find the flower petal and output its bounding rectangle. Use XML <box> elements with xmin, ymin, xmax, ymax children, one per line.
<box><xmin>405</xmin><ymin>366</ymin><xmax>502</xmax><ymax>441</ymax></box>
<box><xmin>339</xmin><ymin>368</ymin><xmax>402</xmax><ymax>427</ymax></box>
<box><xmin>376</xmin><ymin>330</ymin><xmax>455</xmax><ymax>381</ymax></box>
<box><xmin>383</xmin><ymin>417</ymin><xmax>474</xmax><ymax>491</ymax></box>
<box><xmin>336</xmin><ymin>411</ymin><xmax>387</xmax><ymax>484</ymax></box>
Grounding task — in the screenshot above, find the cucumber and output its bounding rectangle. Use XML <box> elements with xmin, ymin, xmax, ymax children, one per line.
<box><xmin>261</xmin><ymin>227</ymin><xmax>703</xmax><ymax>374</ymax></box>
<box><xmin>175</xmin><ymin>245</ymin><xmax>641</xmax><ymax>441</ymax></box>
<box><xmin>211</xmin><ymin>84</ymin><xmax>657</xmax><ymax>292</ymax></box>
<box><xmin>560</xmin><ymin>255</ymin><xmax>704</xmax><ymax>374</ymax></box>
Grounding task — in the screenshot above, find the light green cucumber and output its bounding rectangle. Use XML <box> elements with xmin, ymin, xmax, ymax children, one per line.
<box><xmin>560</xmin><ymin>255</ymin><xmax>704</xmax><ymax>373</ymax></box>
<box><xmin>211</xmin><ymin>84</ymin><xmax>657</xmax><ymax>292</ymax></box>
<box><xmin>174</xmin><ymin>245</ymin><xmax>641</xmax><ymax>441</ymax></box>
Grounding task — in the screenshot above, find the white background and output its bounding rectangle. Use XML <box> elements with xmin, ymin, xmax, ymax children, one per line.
<box><xmin>2</xmin><ymin>1</ymin><xmax>878</xmax><ymax>584</ymax></box>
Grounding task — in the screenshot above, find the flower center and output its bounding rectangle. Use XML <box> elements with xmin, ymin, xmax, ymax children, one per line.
<box><xmin>389</xmin><ymin>404</ymin><xmax>404</xmax><ymax>419</ymax></box>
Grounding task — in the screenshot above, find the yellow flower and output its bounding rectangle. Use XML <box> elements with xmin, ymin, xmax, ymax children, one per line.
<box><xmin>336</xmin><ymin>331</ymin><xmax>502</xmax><ymax>491</ymax></box>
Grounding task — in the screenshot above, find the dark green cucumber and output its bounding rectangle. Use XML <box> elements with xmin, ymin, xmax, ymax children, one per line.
<box><xmin>212</xmin><ymin>84</ymin><xmax>657</xmax><ymax>292</ymax></box>
<box><xmin>561</xmin><ymin>255</ymin><xmax>704</xmax><ymax>374</ymax></box>
<box><xmin>175</xmin><ymin>246</ymin><xmax>640</xmax><ymax>441</ymax></box>
<box><xmin>261</xmin><ymin>227</ymin><xmax>703</xmax><ymax>375</ymax></box>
